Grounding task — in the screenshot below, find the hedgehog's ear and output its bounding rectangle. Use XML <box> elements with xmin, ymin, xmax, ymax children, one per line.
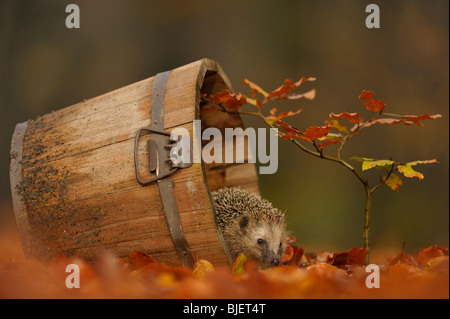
<box><xmin>239</xmin><ymin>216</ymin><xmax>249</xmax><ymax>234</ymax></box>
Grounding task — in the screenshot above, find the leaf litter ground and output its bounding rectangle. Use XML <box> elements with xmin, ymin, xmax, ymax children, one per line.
<box><xmin>0</xmin><ymin>225</ymin><xmax>447</xmax><ymax>299</ymax></box>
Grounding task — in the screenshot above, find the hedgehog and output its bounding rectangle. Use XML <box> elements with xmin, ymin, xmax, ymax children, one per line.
<box><xmin>211</xmin><ymin>187</ymin><xmax>287</xmax><ymax>268</ymax></box>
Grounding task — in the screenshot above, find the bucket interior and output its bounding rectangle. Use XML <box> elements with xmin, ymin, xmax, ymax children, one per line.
<box><xmin>199</xmin><ymin>70</ymin><xmax>259</xmax><ymax>195</ymax></box>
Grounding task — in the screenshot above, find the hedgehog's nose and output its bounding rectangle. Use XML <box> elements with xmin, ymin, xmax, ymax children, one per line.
<box><xmin>271</xmin><ymin>258</ymin><xmax>280</xmax><ymax>266</ymax></box>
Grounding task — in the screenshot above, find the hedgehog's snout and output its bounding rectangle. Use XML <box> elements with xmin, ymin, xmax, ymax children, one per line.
<box><xmin>271</xmin><ymin>258</ymin><xmax>280</xmax><ymax>266</ymax></box>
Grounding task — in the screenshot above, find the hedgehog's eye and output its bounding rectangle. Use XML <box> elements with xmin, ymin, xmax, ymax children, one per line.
<box><xmin>279</xmin><ymin>242</ymin><xmax>282</xmax><ymax>247</ymax></box>
<box><xmin>257</xmin><ymin>238</ymin><xmax>265</xmax><ymax>245</ymax></box>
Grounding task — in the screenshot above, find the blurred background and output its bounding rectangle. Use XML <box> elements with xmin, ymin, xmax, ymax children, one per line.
<box><xmin>1</xmin><ymin>0</ymin><xmax>448</xmax><ymax>258</ymax></box>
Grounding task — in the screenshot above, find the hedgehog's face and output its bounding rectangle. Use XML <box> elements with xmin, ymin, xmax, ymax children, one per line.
<box><xmin>239</xmin><ymin>216</ymin><xmax>287</xmax><ymax>268</ymax></box>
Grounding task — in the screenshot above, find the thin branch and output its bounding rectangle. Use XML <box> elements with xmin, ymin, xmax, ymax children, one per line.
<box><xmin>370</xmin><ymin>164</ymin><xmax>396</xmax><ymax>194</ymax></box>
<box><xmin>337</xmin><ymin>123</ymin><xmax>362</xmax><ymax>161</ymax></box>
<box><xmin>312</xmin><ymin>140</ymin><xmax>323</xmax><ymax>157</ymax></box>
<box><xmin>382</xmin><ymin>112</ymin><xmax>406</xmax><ymax>118</ymax></box>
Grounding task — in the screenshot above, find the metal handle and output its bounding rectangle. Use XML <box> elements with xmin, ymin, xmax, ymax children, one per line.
<box><xmin>134</xmin><ymin>127</ymin><xmax>178</xmax><ymax>185</ymax></box>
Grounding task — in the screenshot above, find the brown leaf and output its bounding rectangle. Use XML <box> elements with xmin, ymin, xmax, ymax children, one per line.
<box><xmin>388</xmin><ymin>242</ymin><xmax>417</xmax><ymax>267</ymax></box>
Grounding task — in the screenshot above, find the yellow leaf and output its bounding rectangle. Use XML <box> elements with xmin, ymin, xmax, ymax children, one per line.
<box><xmin>243</xmin><ymin>78</ymin><xmax>269</xmax><ymax>98</ymax></box>
<box><xmin>232</xmin><ymin>254</ymin><xmax>247</xmax><ymax>276</ymax></box>
<box><xmin>192</xmin><ymin>260</ymin><xmax>215</xmax><ymax>279</ymax></box>
<box><xmin>325</xmin><ymin>119</ymin><xmax>349</xmax><ymax>134</ymax></box>
<box><xmin>155</xmin><ymin>272</ymin><xmax>176</xmax><ymax>288</ymax></box>
<box><xmin>398</xmin><ymin>164</ymin><xmax>423</xmax><ymax>179</ymax></box>
<box><xmin>362</xmin><ymin>159</ymin><xmax>394</xmax><ymax>171</ymax></box>
<box><xmin>398</xmin><ymin>159</ymin><xmax>438</xmax><ymax>179</ymax></box>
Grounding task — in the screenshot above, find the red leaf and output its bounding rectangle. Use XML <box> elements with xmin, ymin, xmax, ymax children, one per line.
<box><xmin>278</xmin><ymin>133</ymin><xmax>299</xmax><ymax>141</ymax></box>
<box><xmin>360</xmin><ymin>118</ymin><xmax>417</xmax><ymax>128</ymax></box>
<box><xmin>402</xmin><ymin>114</ymin><xmax>442</xmax><ymax>122</ymax></box>
<box><xmin>359</xmin><ymin>90</ymin><xmax>386</xmax><ymax>113</ymax></box>
<box><xmin>359</xmin><ymin>90</ymin><xmax>375</xmax><ymax>101</ymax></box>
<box><xmin>266</xmin><ymin>77</ymin><xmax>316</xmax><ymax>100</ymax></box>
<box><xmin>243</xmin><ymin>78</ymin><xmax>268</xmax><ymax>98</ymax></box>
<box><xmin>278</xmin><ymin>110</ymin><xmax>303</xmax><ymax>119</ymax></box>
<box><xmin>318</xmin><ymin>139</ymin><xmax>341</xmax><ymax>149</ymax></box>
<box><xmin>291</xmin><ymin>246</ymin><xmax>305</xmax><ymax>265</ymax></box>
<box><xmin>281</xmin><ymin>245</ymin><xmax>304</xmax><ymax>266</ymax></box>
<box><xmin>266</xmin><ymin>108</ymin><xmax>303</xmax><ymax>124</ymax></box>
<box><xmin>362</xmin><ymin>99</ymin><xmax>386</xmax><ymax>113</ymax></box>
<box><xmin>361</xmin><ymin>114</ymin><xmax>441</xmax><ymax>128</ymax></box>
<box><xmin>274</xmin><ymin>119</ymin><xmax>302</xmax><ymax>136</ymax></box>
<box><xmin>124</xmin><ymin>250</ymin><xmax>156</xmax><ymax>272</ymax></box>
<box><xmin>303</xmin><ymin>125</ymin><xmax>331</xmax><ymax>141</ymax></box>
<box><xmin>280</xmin><ymin>237</ymin><xmax>300</xmax><ymax>265</ymax></box>
<box><xmin>209</xmin><ymin>90</ymin><xmax>247</xmax><ymax>111</ymax></box>
<box><xmin>293</xmin><ymin>76</ymin><xmax>317</xmax><ymax>87</ymax></box>
<box><xmin>329</xmin><ymin>112</ymin><xmax>364</xmax><ymax>124</ymax></box>
<box><xmin>266</xmin><ymin>79</ymin><xmax>295</xmax><ymax>100</ymax></box>
<box><xmin>256</xmin><ymin>99</ymin><xmax>264</xmax><ymax>108</ymax></box>
<box><xmin>327</xmin><ymin>246</ymin><xmax>367</xmax><ymax>268</ymax></box>
<box><xmin>418</xmin><ymin>245</ymin><xmax>448</xmax><ymax>268</ymax></box>
<box><xmin>281</xmin><ymin>245</ymin><xmax>294</xmax><ymax>264</ymax></box>
<box><xmin>401</xmin><ymin>114</ymin><xmax>442</xmax><ymax>126</ymax></box>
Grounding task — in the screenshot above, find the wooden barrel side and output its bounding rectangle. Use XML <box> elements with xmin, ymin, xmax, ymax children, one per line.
<box><xmin>9</xmin><ymin>59</ymin><xmax>258</xmax><ymax>267</ymax></box>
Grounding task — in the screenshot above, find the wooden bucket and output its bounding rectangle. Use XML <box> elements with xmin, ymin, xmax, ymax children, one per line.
<box><xmin>9</xmin><ymin>58</ymin><xmax>259</xmax><ymax>267</ymax></box>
